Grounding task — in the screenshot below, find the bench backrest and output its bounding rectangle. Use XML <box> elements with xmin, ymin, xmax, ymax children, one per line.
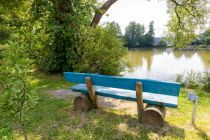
<box><xmin>64</xmin><ymin>72</ymin><xmax>181</xmax><ymax>97</ymax></box>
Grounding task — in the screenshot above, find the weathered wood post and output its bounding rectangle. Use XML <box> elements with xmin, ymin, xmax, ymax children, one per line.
<box><xmin>73</xmin><ymin>77</ymin><xmax>98</xmax><ymax>112</ymax></box>
<box><xmin>136</xmin><ymin>82</ymin><xmax>144</xmax><ymax>122</ymax></box>
<box><xmin>85</xmin><ymin>77</ymin><xmax>98</xmax><ymax>109</ymax></box>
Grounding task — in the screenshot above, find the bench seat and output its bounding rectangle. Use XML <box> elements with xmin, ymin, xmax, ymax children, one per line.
<box><xmin>70</xmin><ymin>84</ymin><xmax>178</xmax><ymax>108</ymax></box>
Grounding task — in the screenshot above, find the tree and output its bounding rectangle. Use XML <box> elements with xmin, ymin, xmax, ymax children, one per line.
<box><xmin>202</xmin><ymin>28</ymin><xmax>210</xmax><ymax>45</ymax></box>
<box><xmin>107</xmin><ymin>21</ymin><xmax>123</xmax><ymax>38</ymax></box>
<box><xmin>148</xmin><ymin>21</ymin><xmax>155</xmax><ymax>37</ymax></box>
<box><xmin>167</xmin><ymin>0</ymin><xmax>208</xmax><ymax>47</ymax></box>
<box><xmin>124</xmin><ymin>22</ymin><xmax>145</xmax><ymax>48</ymax></box>
<box><xmin>31</xmin><ymin>0</ymin><xmax>129</xmax><ymax>73</ymax></box>
<box><xmin>159</xmin><ymin>38</ymin><xmax>167</xmax><ymax>47</ymax></box>
<box><xmin>124</xmin><ymin>21</ymin><xmax>156</xmax><ymax>48</ymax></box>
<box><xmin>0</xmin><ymin>31</ymin><xmax>38</xmax><ymax>140</ymax></box>
<box><xmin>92</xmin><ymin>0</ymin><xmax>208</xmax><ymax>47</ymax></box>
<box><xmin>103</xmin><ymin>21</ymin><xmax>123</xmax><ymax>38</ymax></box>
<box><xmin>194</xmin><ymin>28</ymin><xmax>210</xmax><ymax>46</ymax></box>
<box><xmin>144</xmin><ymin>21</ymin><xmax>155</xmax><ymax>47</ymax></box>
<box><xmin>31</xmin><ymin>0</ymin><xmax>96</xmax><ymax>72</ymax></box>
<box><xmin>205</xmin><ymin>36</ymin><xmax>210</xmax><ymax>45</ymax></box>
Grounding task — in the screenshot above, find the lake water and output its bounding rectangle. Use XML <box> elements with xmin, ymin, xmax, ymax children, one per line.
<box><xmin>124</xmin><ymin>48</ymin><xmax>210</xmax><ymax>81</ymax></box>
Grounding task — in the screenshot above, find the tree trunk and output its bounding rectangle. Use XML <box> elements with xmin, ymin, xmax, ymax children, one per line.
<box><xmin>142</xmin><ymin>104</ymin><xmax>166</xmax><ymax>127</ymax></box>
<box><xmin>74</xmin><ymin>94</ymin><xmax>93</xmax><ymax>112</ymax></box>
<box><xmin>90</xmin><ymin>0</ymin><xmax>118</xmax><ymax>27</ymax></box>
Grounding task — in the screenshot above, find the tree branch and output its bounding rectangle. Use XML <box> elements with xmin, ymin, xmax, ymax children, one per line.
<box><xmin>169</xmin><ymin>0</ymin><xmax>203</xmax><ymax>30</ymax></box>
<box><xmin>90</xmin><ymin>0</ymin><xmax>118</xmax><ymax>27</ymax></box>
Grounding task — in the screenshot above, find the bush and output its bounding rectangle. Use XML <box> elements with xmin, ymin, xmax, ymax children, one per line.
<box><xmin>175</xmin><ymin>71</ymin><xmax>210</xmax><ymax>92</ymax></box>
<box><xmin>0</xmin><ymin>29</ymin><xmax>10</xmax><ymax>44</ymax></box>
<box><xmin>31</xmin><ymin>1</ymin><xmax>129</xmax><ymax>75</ymax></box>
<box><xmin>31</xmin><ymin>0</ymin><xmax>96</xmax><ymax>72</ymax></box>
<box><xmin>175</xmin><ymin>74</ymin><xmax>186</xmax><ymax>87</ymax></box>
<box><xmin>0</xmin><ymin>36</ymin><xmax>38</xmax><ymax>140</ymax></box>
<box><xmin>73</xmin><ymin>25</ymin><xmax>129</xmax><ymax>75</ymax></box>
<box><xmin>201</xmin><ymin>72</ymin><xmax>210</xmax><ymax>92</ymax></box>
<box><xmin>185</xmin><ymin>71</ymin><xmax>201</xmax><ymax>89</ymax></box>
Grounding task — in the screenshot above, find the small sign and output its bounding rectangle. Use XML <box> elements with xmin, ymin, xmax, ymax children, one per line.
<box><xmin>188</xmin><ymin>92</ymin><xmax>198</xmax><ymax>102</ymax></box>
<box><xmin>188</xmin><ymin>91</ymin><xmax>198</xmax><ymax>124</ymax></box>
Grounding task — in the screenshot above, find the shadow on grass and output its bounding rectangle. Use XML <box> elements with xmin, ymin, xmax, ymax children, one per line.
<box><xmin>25</xmin><ymin>92</ymin><xmax>185</xmax><ymax>139</ymax></box>
<box><xmin>29</xmin><ymin>109</ymin><xmax>185</xmax><ymax>139</ymax></box>
<box><xmin>193</xmin><ymin>122</ymin><xmax>209</xmax><ymax>140</ymax></box>
<box><xmin>97</xmin><ymin>96</ymin><xmax>185</xmax><ymax>139</ymax></box>
<box><xmin>114</xmin><ymin>113</ymin><xmax>185</xmax><ymax>140</ymax></box>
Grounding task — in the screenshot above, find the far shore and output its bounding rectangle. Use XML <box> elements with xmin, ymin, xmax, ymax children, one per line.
<box><xmin>127</xmin><ymin>46</ymin><xmax>210</xmax><ymax>51</ymax></box>
<box><xmin>176</xmin><ymin>47</ymin><xmax>210</xmax><ymax>51</ymax></box>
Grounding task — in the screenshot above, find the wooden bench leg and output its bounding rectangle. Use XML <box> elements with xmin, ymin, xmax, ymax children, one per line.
<box><xmin>85</xmin><ymin>77</ymin><xmax>98</xmax><ymax>109</ymax></box>
<box><xmin>136</xmin><ymin>82</ymin><xmax>144</xmax><ymax>123</ymax></box>
<box><xmin>142</xmin><ymin>104</ymin><xmax>166</xmax><ymax>127</ymax></box>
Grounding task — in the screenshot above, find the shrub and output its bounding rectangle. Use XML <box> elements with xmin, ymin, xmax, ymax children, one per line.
<box><xmin>201</xmin><ymin>72</ymin><xmax>210</xmax><ymax>92</ymax></box>
<box><xmin>31</xmin><ymin>0</ymin><xmax>96</xmax><ymax>72</ymax></box>
<box><xmin>175</xmin><ymin>74</ymin><xmax>186</xmax><ymax>87</ymax></box>
<box><xmin>175</xmin><ymin>71</ymin><xmax>210</xmax><ymax>92</ymax></box>
<box><xmin>0</xmin><ymin>40</ymin><xmax>37</xmax><ymax>139</ymax></box>
<box><xmin>0</xmin><ymin>29</ymin><xmax>10</xmax><ymax>44</ymax></box>
<box><xmin>31</xmin><ymin>1</ymin><xmax>129</xmax><ymax>75</ymax></box>
<box><xmin>185</xmin><ymin>71</ymin><xmax>201</xmax><ymax>89</ymax></box>
<box><xmin>73</xmin><ymin>25</ymin><xmax>129</xmax><ymax>75</ymax></box>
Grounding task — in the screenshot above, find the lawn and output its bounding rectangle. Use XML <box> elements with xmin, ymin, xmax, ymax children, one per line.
<box><xmin>1</xmin><ymin>73</ymin><xmax>210</xmax><ymax>140</ymax></box>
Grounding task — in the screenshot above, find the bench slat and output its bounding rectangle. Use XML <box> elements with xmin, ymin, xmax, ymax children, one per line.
<box><xmin>70</xmin><ymin>84</ymin><xmax>178</xmax><ymax>108</ymax></box>
<box><xmin>64</xmin><ymin>72</ymin><xmax>181</xmax><ymax>97</ymax></box>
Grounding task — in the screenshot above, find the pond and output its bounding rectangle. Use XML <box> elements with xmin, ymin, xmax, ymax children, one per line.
<box><xmin>124</xmin><ymin>48</ymin><xmax>210</xmax><ymax>81</ymax></box>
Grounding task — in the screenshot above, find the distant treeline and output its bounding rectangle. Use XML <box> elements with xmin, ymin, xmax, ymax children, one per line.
<box><xmin>112</xmin><ymin>21</ymin><xmax>210</xmax><ymax>48</ymax></box>
<box><xmin>124</xmin><ymin>21</ymin><xmax>155</xmax><ymax>48</ymax></box>
<box><xmin>109</xmin><ymin>21</ymin><xmax>165</xmax><ymax>48</ymax></box>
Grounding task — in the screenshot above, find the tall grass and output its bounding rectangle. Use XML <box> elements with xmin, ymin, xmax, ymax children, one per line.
<box><xmin>175</xmin><ymin>71</ymin><xmax>210</xmax><ymax>92</ymax></box>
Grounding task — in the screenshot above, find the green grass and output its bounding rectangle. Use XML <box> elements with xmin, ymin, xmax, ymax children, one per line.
<box><xmin>30</xmin><ymin>73</ymin><xmax>71</xmax><ymax>89</ymax></box>
<box><xmin>1</xmin><ymin>74</ymin><xmax>210</xmax><ymax>140</ymax></box>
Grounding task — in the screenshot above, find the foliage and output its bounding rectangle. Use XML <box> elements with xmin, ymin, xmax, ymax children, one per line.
<box><xmin>0</xmin><ymin>0</ymin><xmax>151</xmax><ymax>81</ymax></box>
<box><xmin>175</xmin><ymin>74</ymin><xmax>186</xmax><ymax>87</ymax></box>
<box><xmin>0</xmin><ymin>0</ymin><xmax>32</xmax><ymax>41</ymax></box>
<box><xmin>167</xmin><ymin>0</ymin><xmax>209</xmax><ymax>47</ymax></box>
<box><xmin>124</xmin><ymin>21</ymin><xmax>155</xmax><ymax>48</ymax></box>
<box><xmin>0</xmin><ymin>42</ymin><xmax>38</xmax><ymax>140</ymax></box>
<box><xmin>159</xmin><ymin>38</ymin><xmax>167</xmax><ymax>47</ymax></box>
<box><xmin>175</xmin><ymin>71</ymin><xmax>210</xmax><ymax>92</ymax></box>
<box><xmin>201</xmin><ymin>72</ymin><xmax>210</xmax><ymax>92</ymax></box>
<box><xmin>30</xmin><ymin>0</ymin><xmax>129</xmax><ymax>75</ymax></box>
<box><xmin>103</xmin><ymin>21</ymin><xmax>123</xmax><ymax>38</ymax></box>
<box><xmin>74</xmin><ymin>24</ymin><xmax>129</xmax><ymax>75</ymax></box>
<box><xmin>124</xmin><ymin>22</ymin><xmax>145</xmax><ymax>48</ymax></box>
<box><xmin>144</xmin><ymin>21</ymin><xmax>155</xmax><ymax>47</ymax></box>
<box><xmin>0</xmin><ymin>29</ymin><xmax>10</xmax><ymax>45</ymax></box>
<box><xmin>205</xmin><ymin>36</ymin><xmax>210</xmax><ymax>45</ymax></box>
<box><xmin>31</xmin><ymin>0</ymin><xmax>96</xmax><ymax>72</ymax></box>
<box><xmin>185</xmin><ymin>71</ymin><xmax>201</xmax><ymax>88</ymax></box>
<box><xmin>196</xmin><ymin>28</ymin><xmax>210</xmax><ymax>46</ymax></box>
<box><xmin>0</xmin><ymin>0</ymin><xmax>33</xmax><ymax>67</ymax></box>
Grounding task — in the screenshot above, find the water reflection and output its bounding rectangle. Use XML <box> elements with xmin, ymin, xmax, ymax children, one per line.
<box><xmin>125</xmin><ymin>48</ymin><xmax>210</xmax><ymax>81</ymax></box>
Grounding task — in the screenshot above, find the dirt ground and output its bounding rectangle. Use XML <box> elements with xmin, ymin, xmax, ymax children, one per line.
<box><xmin>47</xmin><ymin>89</ymin><xmax>138</xmax><ymax>115</ymax></box>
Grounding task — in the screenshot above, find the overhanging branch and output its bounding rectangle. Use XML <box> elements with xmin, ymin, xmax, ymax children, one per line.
<box><xmin>90</xmin><ymin>0</ymin><xmax>118</xmax><ymax>27</ymax></box>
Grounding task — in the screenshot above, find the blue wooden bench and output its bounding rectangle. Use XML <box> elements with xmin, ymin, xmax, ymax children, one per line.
<box><xmin>64</xmin><ymin>72</ymin><xmax>181</xmax><ymax>127</ymax></box>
